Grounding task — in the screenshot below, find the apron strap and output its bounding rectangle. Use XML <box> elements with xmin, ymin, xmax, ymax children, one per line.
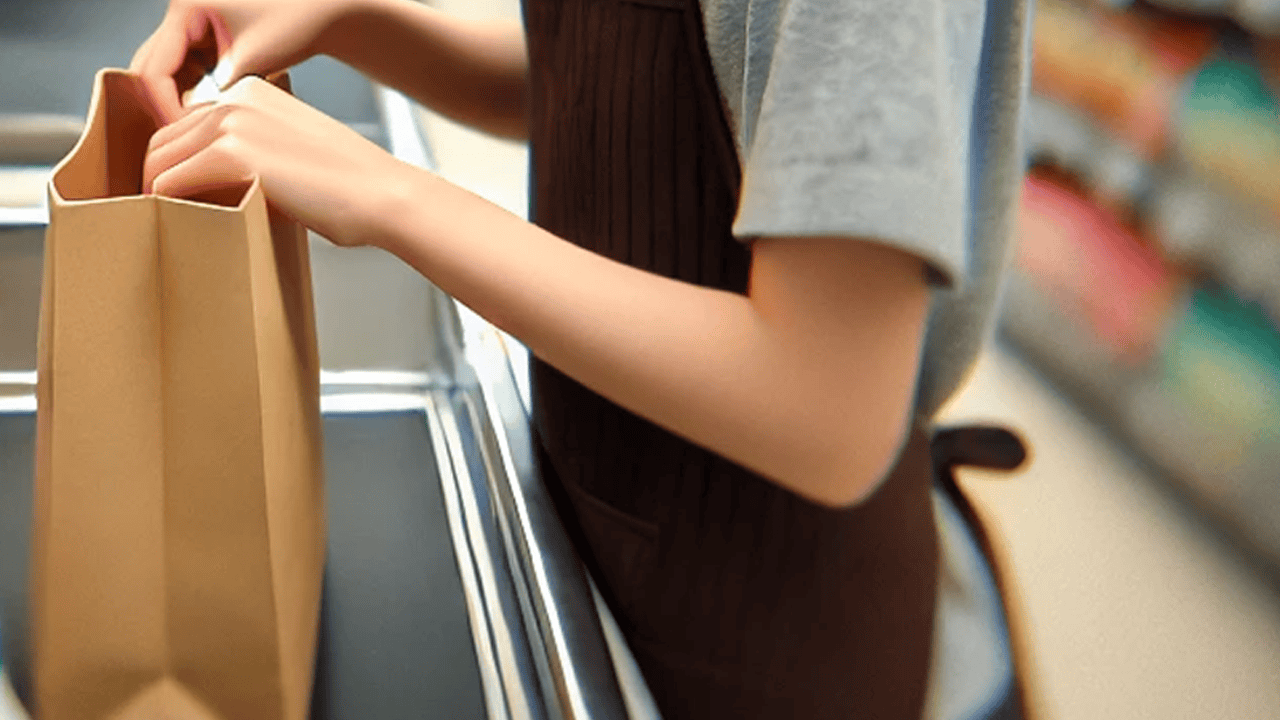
<box><xmin>931</xmin><ymin>425</ymin><xmax>1028</xmax><ymax>475</ymax></box>
<box><xmin>930</xmin><ymin>423</ymin><xmax>1042</xmax><ymax>720</ymax></box>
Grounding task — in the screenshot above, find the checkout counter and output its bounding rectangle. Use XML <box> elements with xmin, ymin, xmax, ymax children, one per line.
<box><xmin>0</xmin><ymin>1</ymin><xmax>639</xmax><ymax>717</ymax></box>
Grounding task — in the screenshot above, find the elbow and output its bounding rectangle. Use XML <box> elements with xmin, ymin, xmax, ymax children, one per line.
<box><xmin>485</xmin><ymin>79</ymin><xmax>530</xmax><ymax>142</ymax></box>
<box><xmin>801</xmin><ymin>418</ymin><xmax>917</xmax><ymax>510</ymax></box>
<box><xmin>805</xmin><ymin>464</ymin><xmax>891</xmax><ymax>511</ymax></box>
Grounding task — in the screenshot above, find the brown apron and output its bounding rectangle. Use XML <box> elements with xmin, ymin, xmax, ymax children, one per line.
<box><xmin>521</xmin><ymin>0</ymin><xmax>1031</xmax><ymax>715</ymax></box>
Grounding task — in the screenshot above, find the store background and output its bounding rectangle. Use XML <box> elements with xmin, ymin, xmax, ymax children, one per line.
<box><xmin>4</xmin><ymin>0</ymin><xmax>1280</xmax><ymax>717</ymax></box>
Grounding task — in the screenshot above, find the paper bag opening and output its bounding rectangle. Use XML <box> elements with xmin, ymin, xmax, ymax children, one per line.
<box><xmin>50</xmin><ymin>70</ymin><xmax>250</xmax><ymax>208</ymax></box>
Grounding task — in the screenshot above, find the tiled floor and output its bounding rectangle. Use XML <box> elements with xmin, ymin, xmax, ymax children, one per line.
<box><xmin>414</xmin><ymin>0</ymin><xmax>1280</xmax><ymax>715</ymax></box>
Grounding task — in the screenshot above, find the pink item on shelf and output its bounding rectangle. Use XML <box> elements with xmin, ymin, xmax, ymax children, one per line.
<box><xmin>1016</xmin><ymin>174</ymin><xmax>1180</xmax><ymax>364</ymax></box>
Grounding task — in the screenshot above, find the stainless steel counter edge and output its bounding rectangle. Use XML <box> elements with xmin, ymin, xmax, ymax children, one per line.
<box><xmin>434</xmin><ymin>387</ymin><xmax>551</xmax><ymax>720</ymax></box>
<box><xmin>424</xmin><ymin>391</ymin><xmax>518</xmax><ymax>720</ymax></box>
<box><xmin>456</xmin><ymin>316</ymin><xmax>632</xmax><ymax>720</ymax></box>
<box><xmin>398</xmin><ymin>71</ymin><xmax>634</xmax><ymax>715</ymax></box>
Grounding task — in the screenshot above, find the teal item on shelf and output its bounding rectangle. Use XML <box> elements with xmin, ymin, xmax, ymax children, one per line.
<box><xmin>1178</xmin><ymin>56</ymin><xmax>1280</xmax><ymax>159</ymax></box>
<box><xmin>1177</xmin><ymin>56</ymin><xmax>1280</xmax><ymax>210</ymax></box>
<box><xmin>1183</xmin><ymin>57</ymin><xmax>1277</xmax><ymax>120</ymax></box>
<box><xmin>1160</xmin><ymin>284</ymin><xmax>1280</xmax><ymax>457</ymax></box>
<box><xmin>1185</xmin><ymin>285</ymin><xmax>1280</xmax><ymax>379</ymax></box>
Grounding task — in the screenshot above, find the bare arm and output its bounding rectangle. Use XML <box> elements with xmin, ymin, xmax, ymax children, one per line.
<box><xmin>373</xmin><ymin>172</ymin><xmax>930</xmax><ymax>508</ymax></box>
<box><xmin>143</xmin><ymin>79</ymin><xmax>928</xmax><ymax>508</ymax></box>
<box><xmin>324</xmin><ymin>0</ymin><xmax>529</xmax><ymax>141</ymax></box>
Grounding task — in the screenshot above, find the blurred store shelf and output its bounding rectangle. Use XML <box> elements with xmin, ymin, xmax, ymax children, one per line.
<box><xmin>1001</xmin><ymin>272</ymin><xmax>1280</xmax><ymax>568</ymax></box>
<box><xmin>1016</xmin><ymin>0</ymin><xmax>1280</xmax><ymax>580</ymax></box>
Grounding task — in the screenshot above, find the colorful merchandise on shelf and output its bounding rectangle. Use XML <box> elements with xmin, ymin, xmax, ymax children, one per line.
<box><xmin>1024</xmin><ymin>95</ymin><xmax>1154</xmax><ymax>208</ymax></box>
<box><xmin>1157</xmin><ymin>284</ymin><xmax>1280</xmax><ymax>463</ymax></box>
<box><xmin>1033</xmin><ymin>0</ymin><xmax>1217</xmax><ymax>157</ymax></box>
<box><xmin>1177</xmin><ymin>56</ymin><xmax>1280</xmax><ymax>220</ymax></box>
<box><xmin>1016</xmin><ymin>173</ymin><xmax>1181</xmax><ymax>366</ymax></box>
<box><xmin>1148</xmin><ymin>168</ymin><xmax>1280</xmax><ymax>322</ymax></box>
<box><xmin>1018</xmin><ymin>0</ymin><xmax>1280</xmax><ymax>570</ymax></box>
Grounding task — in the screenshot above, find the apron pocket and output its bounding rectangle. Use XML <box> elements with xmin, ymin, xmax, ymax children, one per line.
<box><xmin>560</xmin><ymin>471</ymin><xmax>660</xmax><ymax>624</ymax></box>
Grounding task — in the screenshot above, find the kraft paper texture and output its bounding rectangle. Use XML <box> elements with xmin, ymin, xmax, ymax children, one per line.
<box><xmin>32</xmin><ymin>69</ymin><xmax>326</xmax><ymax>720</ymax></box>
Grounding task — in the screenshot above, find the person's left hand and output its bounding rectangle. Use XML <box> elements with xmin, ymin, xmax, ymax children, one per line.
<box><xmin>143</xmin><ymin>75</ymin><xmax>414</xmax><ymax>248</ymax></box>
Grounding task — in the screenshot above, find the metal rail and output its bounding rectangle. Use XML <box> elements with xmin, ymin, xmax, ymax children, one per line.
<box><xmin>456</xmin><ymin>317</ymin><xmax>633</xmax><ymax>720</ymax></box>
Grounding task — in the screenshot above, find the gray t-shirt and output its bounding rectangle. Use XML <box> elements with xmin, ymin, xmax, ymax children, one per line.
<box><xmin>699</xmin><ymin>0</ymin><xmax>1034</xmax><ymax>419</ymax></box>
<box><xmin>692</xmin><ymin>0</ymin><xmax>1035</xmax><ymax>717</ymax></box>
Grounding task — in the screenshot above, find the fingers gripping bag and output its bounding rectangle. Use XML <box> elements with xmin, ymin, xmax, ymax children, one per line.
<box><xmin>31</xmin><ymin>69</ymin><xmax>326</xmax><ymax>720</ymax></box>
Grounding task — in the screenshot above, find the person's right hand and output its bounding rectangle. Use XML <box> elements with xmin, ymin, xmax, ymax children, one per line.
<box><xmin>129</xmin><ymin>0</ymin><xmax>358</xmax><ymax>124</ymax></box>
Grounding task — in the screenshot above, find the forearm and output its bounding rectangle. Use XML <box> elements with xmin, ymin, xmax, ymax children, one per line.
<box><xmin>323</xmin><ymin>0</ymin><xmax>529</xmax><ymax>141</ymax></box>
<box><xmin>367</xmin><ymin>169</ymin><xmax>926</xmax><ymax>507</ymax></box>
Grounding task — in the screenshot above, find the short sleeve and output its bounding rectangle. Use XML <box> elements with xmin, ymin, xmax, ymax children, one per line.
<box><xmin>731</xmin><ymin>0</ymin><xmax>981</xmax><ymax>289</ymax></box>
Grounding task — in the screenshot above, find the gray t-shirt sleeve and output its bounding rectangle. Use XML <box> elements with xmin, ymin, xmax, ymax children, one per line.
<box><xmin>725</xmin><ymin>0</ymin><xmax>980</xmax><ymax>289</ymax></box>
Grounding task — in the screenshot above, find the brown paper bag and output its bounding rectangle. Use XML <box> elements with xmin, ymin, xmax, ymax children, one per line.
<box><xmin>31</xmin><ymin>68</ymin><xmax>326</xmax><ymax>720</ymax></box>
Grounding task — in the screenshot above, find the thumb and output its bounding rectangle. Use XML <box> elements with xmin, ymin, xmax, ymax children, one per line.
<box><xmin>210</xmin><ymin>52</ymin><xmax>241</xmax><ymax>91</ymax></box>
<box><xmin>214</xmin><ymin>27</ymin><xmax>284</xmax><ymax>90</ymax></box>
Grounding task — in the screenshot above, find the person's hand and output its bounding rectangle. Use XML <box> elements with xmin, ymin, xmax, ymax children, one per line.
<box><xmin>129</xmin><ymin>0</ymin><xmax>359</xmax><ymax>124</ymax></box>
<box><xmin>142</xmin><ymin>76</ymin><xmax>416</xmax><ymax>248</ymax></box>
